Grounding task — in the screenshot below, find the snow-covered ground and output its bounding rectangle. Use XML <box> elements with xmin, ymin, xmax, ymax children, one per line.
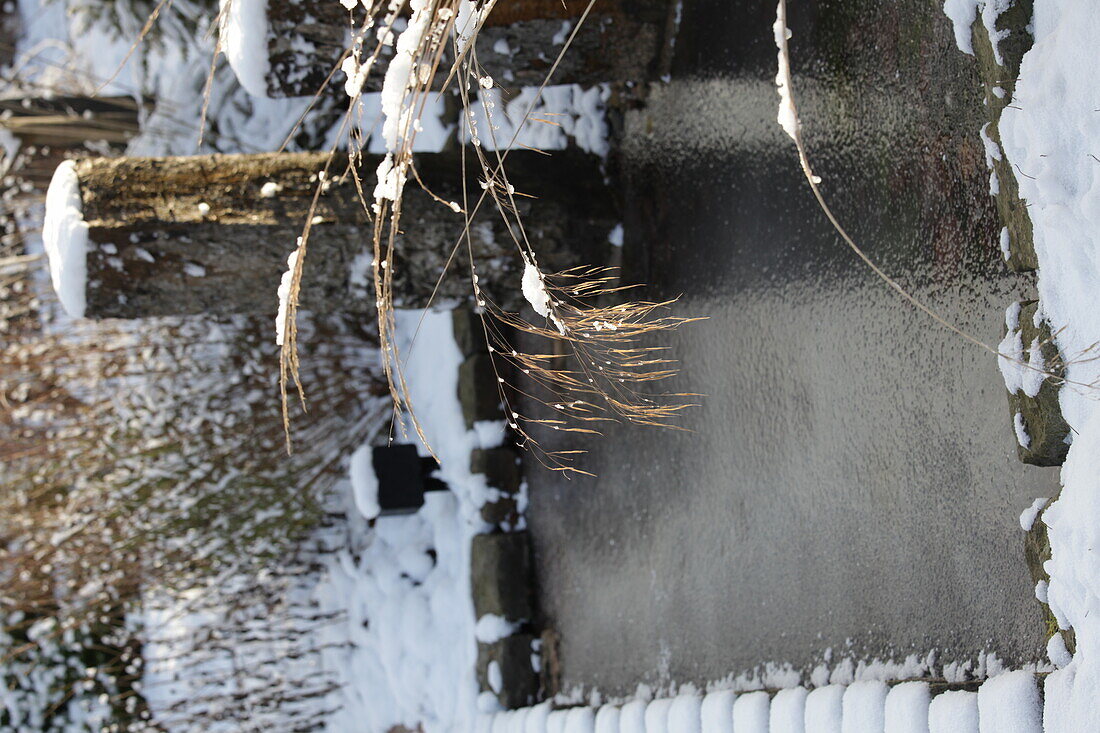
<box><xmin>991</xmin><ymin>1</ymin><xmax>1100</xmax><ymax>728</ymax></box>
<box><xmin>312</xmin><ymin>309</ymin><xmax>508</xmax><ymax>732</ymax></box>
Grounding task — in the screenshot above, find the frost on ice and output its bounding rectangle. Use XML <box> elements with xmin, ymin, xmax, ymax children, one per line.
<box><xmin>218</xmin><ymin>0</ymin><xmax>271</xmax><ymax>98</ymax></box>
<box><xmin>43</xmin><ymin>161</ymin><xmax>89</xmax><ymax>319</ymax></box>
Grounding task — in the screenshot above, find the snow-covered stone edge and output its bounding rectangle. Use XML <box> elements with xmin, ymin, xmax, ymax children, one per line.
<box><xmin>42</xmin><ymin>160</ymin><xmax>89</xmax><ymax>319</ymax></box>
<box><xmin>476</xmin><ymin>668</ymin><xmax>1046</xmax><ymax>732</ymax></box>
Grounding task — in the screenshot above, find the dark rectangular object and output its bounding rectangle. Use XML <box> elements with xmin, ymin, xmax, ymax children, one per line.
<box><xmin>374</xmin><ymin>444</ymin><xmax>425</xmax><ymax>514</ymax></box>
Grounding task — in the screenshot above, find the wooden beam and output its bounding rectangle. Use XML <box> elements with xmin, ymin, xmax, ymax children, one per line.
<box><xmin>262</xmin><ymin>0</ymin><xmax>675</xmax><ymax>98</ymax></box>
<box><xmin>65</xmin><ymin>149</ymin><xmax>616</xmax><ymax>319</ymax></box>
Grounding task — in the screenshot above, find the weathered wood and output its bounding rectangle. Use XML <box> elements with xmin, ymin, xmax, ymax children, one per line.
<box><xmin>263</xmin><ymin>0</ymin><xmax>674</xmax><ymax>98</ymax></box>
<box><xmin>0</xmin><ymin>96</ymin><xmax>141</xmax><ymax>147</ymax></box>
<box><xmin>73</xmin><ymin>149</ymin><xmax>616</xmax><ymax>319</ymax></box>
<box><xmin>0</xmin><ymin>96</ymin><xmax>141</xmax><ymax>184</ymax></box>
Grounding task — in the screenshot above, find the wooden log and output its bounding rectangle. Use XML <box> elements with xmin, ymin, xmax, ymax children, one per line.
<box><xmin>0</xmin><ymin>96</ymin><xmax>141</xmax><ymax>184</ymax></box>
<box><xmin>261</xmin><ymin>0</ymin><xmax>675</xmax><ymax>98</ymax></box>
<box><xmin>58</xmin><ymin>149</ymin><xmax>616</xmax><ymax>319</ymax></box>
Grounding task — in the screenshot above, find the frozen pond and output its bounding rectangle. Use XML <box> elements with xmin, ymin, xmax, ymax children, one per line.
<box><xmin>524</xmin><ymin>0</ymin><xmax>1057</xmax><ymax>696</ymax></box>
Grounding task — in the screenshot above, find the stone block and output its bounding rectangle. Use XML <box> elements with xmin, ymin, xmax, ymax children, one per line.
<box><xmin>476</xmin><ymin>633</ymin><xmax>540</xmax><ymax>710</ymax></box>
<box><xmin>459</xmin><ymin>354</ymin><xmax>503</xmax><ymax>427</ymax></box>
<box><xmin>471</xmin><ymin>447</ymin><xmax>522</xmax><ymax>494</ymax></box>
<box><xmin>452</xmin><ymin>308</ymin><xmax>487</xmax><ymax>359</ymax></box>
<box><xmin>480</xmin><ymin>496</ymin><xmax>520</xmax><ymax>527</ymax></box>
<box><xmin>471</xmin><ymin>531</ymin><xmax>534</xmax><ymax>622</ymax></box>
<box><xmin>1005</xmin><ymin>300</ymin><xmax>1070</xmax><ymax>466</ymax></box>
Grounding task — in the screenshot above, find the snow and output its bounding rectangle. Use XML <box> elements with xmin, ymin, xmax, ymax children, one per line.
<box><xmin>218</xmin><ymin>0</ymin><xmax>271</xmax><ymax>98</ymax></box>
<box><xmin>644</xmin><ymin>698</ymin><xmax>673</xmax><ymax>732</ymax></box>
<box><xmin>462</xmin><ymin>84</ymin><xmax>612</xmax><ymax>156</ymax></box>
<box><xmin>377</xmin><ymin>0</ymin><xmax>434</xmax><ymax>151</ymax></box>
<box><xmin>348</xmin><ymin>441</ymin><xmax>381</xmax><ymax>520</ymax></box>
<box><xmin>990</xmin><ymin>0</ymin><xmax>1100</xmax><ymax>727</ymax></box>
<box><xmin>1047</xmin><ymin>632</ymin><xmax>1072</xmax><ymax>668</ymax></box>
<box><xmin>476</xmin><ymin>614</ymin><xmax>522</xmax><ymax>643</ymax></box>
<box><xmin>42</xmin><ymin>160</ymin><xmax>89</xmax><ymax>319</ymax></box>
<box><xmin>608</xmin><ymin>224</ymin><xmax>624</xmax><ymax>248</ymax></box>
<box><xmin>546</xmin><ymin>709</ymin><xmax>569</xmax><ymax>732</ymax></box>
<box><xmin>732</xmin><ymin>691</ymin><xmax>771</xmax><ymax>733</ymax></box>
<box><xmin>314</xmin><ymin>308</ymin><xmax>499</xmax><ymax>733</ymax></box>
<box><xmin>943</xmin><ymin>0</ymin><xmax>978</xmax><ymax>53</ymax></box>
<box><xmin>521</xmin><ymin>259</ymin><xmax>553</xmax><ymax>319</ymax></box>
<box><xmin>976</xmin><ymin>671</ymin><xmax>1041</xmax><ymax>733</ymax></box>
<box><xmin>805</xmin><ymin>685</ymin><xmax>844</xmax><ymax>733</ymax></box>
<box><xmin>772</xmin><ymin>1</ymin><xmax>799</xmax><ymax>141</ymax></box>
<box><xmin>668</xmin><ymin>694</ymin><xmax>703</xmax><ymax>732</ymax></box>
<box><xmin>770</xmin><ymin>687</ymin><xmax>808</xmax><ymax>733</ymax></box>
<box><xmin>1012</xmin><ymin>411</ymin><xmax>1030</xmax><ymax>449</ymax></box>
<box><xmin>700</xmin><ymin>690</ymin><xmax>735</xmax><ymax>733</ymax></box>
<box><xmin>563</xmin><ymin>707</ymin><xmax>596</xmax><ymax>733</ymax></box>
<box><xmin>274</xmin><ymin>248</ymin><xmax>299</xmax><ymax>346</ymax></box>
<box><xmin>927</xmin><ymin>691</ymin><xmax>977</xmax><ymax>733</ymax></box>
<box><xmin>1018</xmin><ymin>498</ymin><xmax>1047</xmax><ymax>531</ymax></box>
<box><xmin>619</xmin><ymin>699</ymin><xmax>648</xmax><ymax>733</ymax></box>
<box><xmin>943</xmin><ymin>1</ymin><xmax>1012</xmax><ymax>61</ymax></box>
<box><xmin>593</xmin><ymin>705</ymin><xmax>620</xmax><ymax>733</ymax></box>
<box><xmin>841</xmin><ymin>680</ymin><xmax>887</xmax><ymax>733</ymax></box>
<box><xmin>525</xmin><ymin>702</ymin><xmax>553</xmax><ymax>732</ymax></box>
<box><xmin>883</xmin><ymin>682</ymin><xmax>929</xmax><ymax>733</ymax></box>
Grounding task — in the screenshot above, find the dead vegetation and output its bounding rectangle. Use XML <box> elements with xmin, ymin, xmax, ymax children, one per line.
<box><xmin>272</xmin><ymin>0</ymin><xmax>700</xmax><ymax>473</ymax></box>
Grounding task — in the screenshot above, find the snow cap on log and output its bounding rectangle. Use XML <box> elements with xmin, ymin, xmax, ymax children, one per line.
<box><xmin>43</xmin><ymin>160</ymin><xmax>89</xmax><ymax>318</ymax></box>
<box><xmin>219</xmin><ymin>0</ymin><xmax>271</xmax><ymax>98</ymax></box>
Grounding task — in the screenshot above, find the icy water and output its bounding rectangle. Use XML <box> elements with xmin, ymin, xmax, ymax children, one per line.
<box><xmin>523</xmin><ymin>0</ymin><xmax>1057</xmax><ymax>695</ymax></box>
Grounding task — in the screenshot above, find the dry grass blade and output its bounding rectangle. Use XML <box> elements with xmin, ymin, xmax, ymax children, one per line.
<box><xmin>273</xmin><ymin>0</ymin><xmax>702</xmax><ymax>472</ymax></box>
